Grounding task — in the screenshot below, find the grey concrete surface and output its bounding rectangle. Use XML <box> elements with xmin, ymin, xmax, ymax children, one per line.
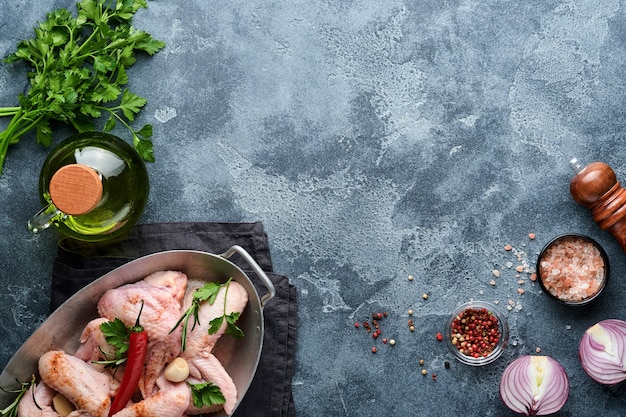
<box><xmin>2</xmin><ymin>0</ymin><xmax>626</xmax><ymax>415</ymax></box>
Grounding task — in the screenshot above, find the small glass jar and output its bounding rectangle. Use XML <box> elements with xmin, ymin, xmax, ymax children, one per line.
<box><xmin>28</xmin><ymin>132</ymin><xmax>149</xmax><ymax>242</ymax></box>
<box><xmin>445</xmin><ymin>300</ymin><xmax>509</xmax><ymax>366</ymax></box>
<box><xmin>536</xmin><ymin>234</ymin><xmax>609</xmax><ymax>306</ymax></box>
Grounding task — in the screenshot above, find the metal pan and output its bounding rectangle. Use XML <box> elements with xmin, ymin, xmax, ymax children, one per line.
<box><xmin>0</xmin><ymin>245</ymin><xmax>275</xmax><ymax>416</ymax></box>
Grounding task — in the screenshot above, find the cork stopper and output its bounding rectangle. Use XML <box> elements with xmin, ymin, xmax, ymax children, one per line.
<box><xmin>49</xmin><ymin>164</ymin><xmax>103</xmax><ymax>215</ymax></box>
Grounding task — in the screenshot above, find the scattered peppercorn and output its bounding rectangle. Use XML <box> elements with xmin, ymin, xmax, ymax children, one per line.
<box><xmin>372</xmin><ymin>347</ymin><xmax>377</xmax><ymax>353</ymax></box>
<box><xmin>408</xmin><ymin>309</ymin><xmax>413</xmax><ymax>316</ymax></box>
<box><xmin>389</xmin><ymin>339</ymin><xmax>396</xmax><ymax>346</ymax></box>
<box><xmin>408</xmin><ymin>275</ymin><xmax>414</xmax><ymax>281</ymax></box>
<box><xmin>444</xmin><ymin>361</ymin><xmax>450</xmax><ymax>369</ymax></box>
<box><xmin>354</xmin><ymin>311</ymin><xmax>394</xmax><ymax>353</ymax></box>
<box><xmin>421</xmin><ymin>369</ymin><xmax>427</xmax><ymax>375</ymax></box>
<box><xmin>419</xmin><ymin>359</ymin><xmax>424</xmax><ymax>365</ymax></box>
<box><xmin>422</xmin><ymin>293</ymin><xmax>429</xmax><ymax>300</ymax></box>
<box><xmin>431</xmin><ymin>373</ymin><xmax>437</xmax><ymax>381</ymax></box>
<box><xmin>409</xmin><ymin>325</ymin><xmax>415</xmax><ymax>332</ymax></box>
<box><xmin>436</xmin><ymin>332</ymin><xmax>443</xmax><ymax>341</ymax></box>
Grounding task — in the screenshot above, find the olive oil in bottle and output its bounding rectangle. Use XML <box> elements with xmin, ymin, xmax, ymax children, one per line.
<box><xmin>28</xmin><ymin>132</ymin><xmax>149</xmax><ymax>242</ymax></box>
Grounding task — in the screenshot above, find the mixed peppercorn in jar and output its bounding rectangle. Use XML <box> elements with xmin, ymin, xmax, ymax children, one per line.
<box><xmin>445</xmin><ymin>301</ymin><xmax>508</xmax><ymax>366</ymax></box>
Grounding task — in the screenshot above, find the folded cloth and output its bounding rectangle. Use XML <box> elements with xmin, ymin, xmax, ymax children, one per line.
<box><xmin>50</xmin><ymin>222</ymin><xmax>296</xmax><ymax>417</ymax></box>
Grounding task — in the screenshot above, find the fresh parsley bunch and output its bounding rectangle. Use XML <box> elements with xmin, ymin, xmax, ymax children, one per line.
<box><xmin>0</xmin><ymin>0</ymin><xmax>165</xmax><ymax>174</ymax></box>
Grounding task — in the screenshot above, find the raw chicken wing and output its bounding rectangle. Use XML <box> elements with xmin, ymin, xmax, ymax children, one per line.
<box><xmin>181</xmin><ymin>280</ymin><xmax>248</xmax><ymax>416</ymax></box>
<box><xmin>74</xmin><ymin>317</ymin><xmax>114</xmax><ymax>363</ymax></box>
<box><xmin>98</xmin><ymin>270</ymin><xmax>188</xmax><ymax>397</ymax></box>
<box><xmin>38</xmin><ymin>350</ymin><xmax>111</xmax><ymax>417</ymax></box>
<box><xmin>111</xmin><ymin>376</ymin><xmax>190</xmax><ymax>417</ymax></box>
<box><xmin>186</xmin><ymin>354</ymin><xmax>238</xmax><ymax>416</ymax></box>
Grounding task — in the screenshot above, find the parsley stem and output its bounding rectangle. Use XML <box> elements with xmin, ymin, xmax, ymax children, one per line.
<box><xmin>222</xmin><ymin>279</ymin><xmax>231</xmax><ymax>318</ymax></box>
<box><xmin>100</xmin><ymin>107</ymin><xmax>134</xmax><ymax>131</ymax></box>
<box><xmin>71</xmin><ymin>23</ymin><xmax>101</xmax><ymax>60</ymax></box>
<box><xmin>11</xmin><ymin>113</ymin><xmax>45</xmax><ymax>140</ymax></box>
<box><xmin>0</xmin><ymin>108</ymin><xmax>47</xmax><ymax>172</ymax></box>
<box><xmin>0</xmin><ymin>107</ymin><xmax>21</xmax><ymax>117</ymax></box>
<box><xmin>0</xmin><ymin>111</ymin><xmax>25</xmax><ymax>172</ymax></box>
<box><xmin>0</xmin><ymin>134</ymin><xmax>10</xmax><ymax>173</ymax></box>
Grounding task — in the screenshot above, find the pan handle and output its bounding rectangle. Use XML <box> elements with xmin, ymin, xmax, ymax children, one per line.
<box><xmin>220</xmin><ymin>245</ymin><xmax>276</xmax><ymax>308</ymax></box>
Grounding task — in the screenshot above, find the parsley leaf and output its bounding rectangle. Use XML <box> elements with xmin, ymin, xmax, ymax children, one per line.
<box><xmin>0</xmin><ymin>0</ymin><xmax>165</xmax><ymax>175</ymax></box>
<box><xmin>188</xmin><ymin>382</ymin><xmax>226</xmax><ymax>408</ymax></box>
<box><xmin>195</xmin><ymin>282</ymin><xmax>224</xmax><ymax>304</ymax></box>
<box><xmin>207</xmin><ymin>315</ymin><xmax>224</xmax><ymax>335</ymax></box>
<box><xmin>100</xmin><ymin>318</ymin><xmax>131</xmax><ymax>354</ymax></box>
<box><xmin>208</xmin><ymin>312</ymin><xmax>244</xmax><ymax>338</ymax></box>
<box><xmin>224</xmin><ymin>312</ymin><xmax>244</xmax><ymax>338</ymax></box>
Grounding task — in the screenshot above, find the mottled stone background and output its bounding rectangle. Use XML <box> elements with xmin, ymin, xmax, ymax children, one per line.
<box><xmin>2</xmin><ymin>1</ymin><xmax>626</xmax><ymax>415</ymax></box>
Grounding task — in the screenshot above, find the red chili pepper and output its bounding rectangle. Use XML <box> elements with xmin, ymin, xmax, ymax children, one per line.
<box><xmin>108</xmin><ymin>301</ymin><xmax>148</xmax><ymax>416</ymax></box>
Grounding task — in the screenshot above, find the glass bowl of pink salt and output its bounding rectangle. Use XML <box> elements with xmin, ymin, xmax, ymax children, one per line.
<box><xmin>536</xmin><ymin>233</ymin><xmax>609</xmax><ymax>306</ymax></box>
<box><xmin>445</xmin><ymin>301</ymin><xmax>509</xmax><ymax>366</ymax></box>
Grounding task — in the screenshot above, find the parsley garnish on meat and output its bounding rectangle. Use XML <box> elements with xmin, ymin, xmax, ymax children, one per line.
<box><xmin>170</xmin><ymin>278</ymin><xmax>245</xmax><ymax>351</ymax></box>
<box><xmin>93</xmin><ymin>317</ymin><xmax>131</xmax><ymax>368</ymax></box>
<box><xmin>0</xmin><ymin>0</ymin><xmax>165</xmax><ymax>174</ymax></box>
<box><xmin>188</xmin><ymin>382</ymin><xmax>226</xmax><ymax>409</ymax></box>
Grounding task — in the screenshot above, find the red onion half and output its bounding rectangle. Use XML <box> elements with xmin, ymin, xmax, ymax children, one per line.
<box><xmin>499</xmin><ymin>355</ymin><xmax>569</xmax><ymax>416</ymax></box>
<box><xmin>579</xmin><ymin>319</ymin><xmax>626</xmax><ymax>385</ymax></box>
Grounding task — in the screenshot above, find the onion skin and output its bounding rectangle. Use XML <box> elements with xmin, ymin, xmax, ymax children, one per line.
<box><xmin>499</xmin><ymin>355</ymin><xmax>569</xmax><ymax>416</ymax></box>
<box><xmin>579</xmin><ymin>319</ymin><xmax>626</xmax><ymax>386</ymax></box>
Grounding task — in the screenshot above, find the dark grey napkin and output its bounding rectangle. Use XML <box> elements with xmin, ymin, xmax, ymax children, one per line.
<box><xmin>50</xmin><ymin>222</ymin><xmax>296</xmax><ymax>417</ymax></box>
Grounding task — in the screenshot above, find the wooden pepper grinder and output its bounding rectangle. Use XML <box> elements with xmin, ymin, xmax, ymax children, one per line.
<box><xmin>569</xmin><ymin>158</ymin><xmax>626</xmax><ymax>251</ymax></box>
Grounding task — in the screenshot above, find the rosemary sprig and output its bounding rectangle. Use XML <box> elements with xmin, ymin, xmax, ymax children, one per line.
<box><xmin>0</xmin><ymin>374</ymin><xmax>36</xmax><ymax>417</ymax></box>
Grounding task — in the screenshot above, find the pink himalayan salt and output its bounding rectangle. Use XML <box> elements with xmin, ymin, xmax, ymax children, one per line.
<box><xmin>539</xmin><ymin>236</ymin><xmax>605</xmax><ymax>302</ymax></box>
